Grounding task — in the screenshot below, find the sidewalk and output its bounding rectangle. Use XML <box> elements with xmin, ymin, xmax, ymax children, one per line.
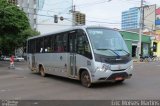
<box><xmin>132</xmin><ymin>58</ymin><xmax>146</xmax><ymax>63</ymax></box>
<box><xmin>132</xmin><ymin>57</ymin><xmax>160</xmax><ymax>63</ymax></box>
<box><xmin>132</xmin><ymin>58</ymin><xmax>140</xmax><ymax>63</ymax></box>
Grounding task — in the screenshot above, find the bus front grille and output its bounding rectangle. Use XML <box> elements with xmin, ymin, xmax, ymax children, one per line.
<box><xmin>111</xmin><ymin>69</ymin><xmax>125</xmax><ymax>71</ymax></box>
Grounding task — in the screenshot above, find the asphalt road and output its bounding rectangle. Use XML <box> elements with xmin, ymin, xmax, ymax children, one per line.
<box><xmin>0</xmin><ymin>61</ymin><xmax>160</xmax><ymax>100</ymax></box>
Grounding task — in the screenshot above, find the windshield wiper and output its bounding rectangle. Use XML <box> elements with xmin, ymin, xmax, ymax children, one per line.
<box><xmin>115</xmin><ymin>49</ymin><xmax>130</xmax><ymax>56</ymax></box>
<box><xmin>96</xmin><ymin>48</ymin><xmax>120</xmax><ymax>57</ymax></box>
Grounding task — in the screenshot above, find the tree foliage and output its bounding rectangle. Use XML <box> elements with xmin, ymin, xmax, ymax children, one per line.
<box><xmin>0</xmin><ymin>0</ymin><xmax>39</xmax><ymax>55</ymax></box>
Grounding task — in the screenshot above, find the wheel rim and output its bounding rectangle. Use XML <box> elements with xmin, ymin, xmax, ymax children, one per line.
<box><xmin>81</xmin><ymin>72</ymin><xmax>91</xmax><ymax>87</ymax></box>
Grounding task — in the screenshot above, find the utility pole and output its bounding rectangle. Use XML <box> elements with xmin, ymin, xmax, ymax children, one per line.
<box><xmin>71</xmin><ymin>0</ymin><xmax>75</xmax><ymax>26</ymax></box>
<box><xmin>138</xmin><ymin>0</ymin><xmax>143</xmax><ymax>61</ymax></box>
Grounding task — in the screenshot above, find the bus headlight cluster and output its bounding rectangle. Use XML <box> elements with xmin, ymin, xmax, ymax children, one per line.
<box><xmin>96</xmin><ymin>64</ymin><xmax>111</xmax><ymax>72</ymax></box>
<box><xmin>129</xmin><ymin>65</ymin><xmax>133</xmax><ymax>70</ymax></box>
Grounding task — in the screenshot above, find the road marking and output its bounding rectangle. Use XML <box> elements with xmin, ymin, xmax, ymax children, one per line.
<box><xmin>15</xmin><ymin>76</ymin><xmax>26</xmax><ymax>79</ymax></box>
<box><xmin>33</xmin><ymin>102</ymin><xmax>39</xmax><ymax>105</ymax></box>
<box><xmin>0</xmin><ymin>74</ymin><xmax>18</xmax><ymax>79</ymax></box>
<box><xmin>0</xmin><ymin>89</ymin><xmax>9</xmax><ymax>92</ymax></box>
<box><xmin>15</xmin><ymin>67</ymin><xmax>24</xmax><ymax>70</ymax></box>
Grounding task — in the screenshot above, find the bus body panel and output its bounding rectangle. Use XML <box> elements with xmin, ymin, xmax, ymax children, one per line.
<box><xmin>35</xmin><ymin>53</ymin><xmax>68</xmax><ymax>77</ymax></box>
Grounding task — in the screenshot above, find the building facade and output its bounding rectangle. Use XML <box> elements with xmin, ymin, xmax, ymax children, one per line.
<box><xmin>17</xmin><ymin>0</ymin><xmax>40</xmax><ymax>30</ymax></box>
<box><xmin>7</xmin><ymin>0</ymin><xmax>42</xmax><ymax>30</ymax></box>
<box><xmin>120</xmin><ymin>31</ymin><xmax>151</xmax><ymax>58</ymax></box>
<box><xmin>121</xmin><ymin>5</ymin><xmax>156</xmax><ymax>30</ymax></box>
<box><xmin>121</xmin><ymin>7</ymin><xmax>140</xmax><ymax>30</ymax></box>
<box><xmin>143</xmin><ymin>5</ymin><xmax>156</xmax><ymax>30</ymax></box>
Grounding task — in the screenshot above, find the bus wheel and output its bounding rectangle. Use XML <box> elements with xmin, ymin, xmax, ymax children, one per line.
<box><xmin>116</xmin><ymin>79</ymin><xmax>124</xmax><ymax>83</ymax></box>
<box><xmin>81</xmin><ymin>71</ymin><xmax>91</xmax><ymax>88</ymax></box>
<box><xmin>39</xmin><ymin>66</ymin><xmax>45</xmax><ymax>77</ymax></box>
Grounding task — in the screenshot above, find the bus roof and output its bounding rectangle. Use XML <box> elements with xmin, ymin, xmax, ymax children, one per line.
<box><xmin>27</xmin><ymin>26</ymin><xmax>116</xmax><ymax>40</ymax></box>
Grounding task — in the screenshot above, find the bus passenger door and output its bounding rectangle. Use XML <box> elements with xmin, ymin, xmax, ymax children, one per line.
<box><xmin>69</xmin><ymin>31</ymin><xmax>77</xmax><ymax>78</ymax></box>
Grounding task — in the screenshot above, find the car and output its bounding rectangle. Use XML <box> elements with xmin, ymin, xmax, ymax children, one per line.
<box><xmin>0</xmin><ymin>56</ymin><xmax>5</xmax><ymax>61</ymax></box>
<box><xmin>3</xmin><ymin>56</ymin><xmax>10</xmax><ymax>61</ymax></box>
<box><xmin>14</xmin><ymin>56</ymin><xmax>24</xmax><ymax>62</ymax></box>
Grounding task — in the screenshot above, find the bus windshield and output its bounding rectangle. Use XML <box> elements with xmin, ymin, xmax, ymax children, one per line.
<box><xmin>86</xmin><ymin>28</ymin><xmax>129</xmax><ymax>56</ymax></box>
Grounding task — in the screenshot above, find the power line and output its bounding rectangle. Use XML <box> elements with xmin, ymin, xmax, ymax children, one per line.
<box><xmin>37</xmin><ymin>23</ymin><xmax>72</xmax><ymax>26</ymax></box>
<box><xmin>86</xmin><ymin>20</ymin><xmax>121</xmax><ymax>24</ymax></box>
<box><xmin>144</xmin><ymin>10</ymin><xmax>155</xmax><ymax>19</ymax></box>
<box><xmin>43</xmin><ymin>0</ymin><xmax>71</xmax><ymax>6</ymax></box>
<box><xmin>27</xmin><ymin>12</ymin><xmax>53</xmax><ymax>18</ymax></box>
<box><xmin>75</xmin><ymin>0</ymin><xmax>111</xmax><ymax>7</ymax></box>
<box><xmin>87</xmin><ymin>16</ymin><xmax>120</xmax><ymax>22</ymax></box>
<box><xmin>21</xmin><ymin>6</ymin><xmax>56</xmax><ymax>13</ymax></box>
<box><xmin>21</xmin><ymin>6</ymin><xmax>71</xmax><ymax>15</ymax></box>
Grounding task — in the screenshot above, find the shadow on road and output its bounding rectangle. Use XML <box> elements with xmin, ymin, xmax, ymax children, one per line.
<box><xmin>32</xmin><ymin>73</ymin><xmax>126</xmax><ymax>88</ymax></box>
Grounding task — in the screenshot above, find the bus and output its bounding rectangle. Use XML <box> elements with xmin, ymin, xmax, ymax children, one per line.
<box><xmin>27</xmin><ymin>26</ymin><xmax>133</xmax><ymax>87</ymax></box>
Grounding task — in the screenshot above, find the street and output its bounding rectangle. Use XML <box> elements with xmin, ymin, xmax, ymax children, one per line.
<box><xmin>0</xmin><ymin>61</ymin><xmax>160</xmax><ymax>100</ymax></box>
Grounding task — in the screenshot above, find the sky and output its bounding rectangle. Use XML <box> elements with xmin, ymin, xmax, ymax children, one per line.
<box><xmin>73</xmin><ymin>0</ymin><xmax>160</xmax><ymax>28</ymax></box>
<box><xmin>37</xmin><ymin>0</ymin><xmax>160</xmax><ymax>33</ymax></box>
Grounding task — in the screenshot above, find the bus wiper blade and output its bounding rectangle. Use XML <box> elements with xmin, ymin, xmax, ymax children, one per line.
<box><xmin>115</xmin><ymin>49</ymin><xmax>130</xmax><ymax>56</ymax></box>
<box><xmin>96</xmin><ymin>48</ymin><xmax>109</xmax><ymax>50</ymax></box>
<box><xmin>96</xmin><ymin>48</ymin><xmax>120</xmax><ymax>57</ymax></box>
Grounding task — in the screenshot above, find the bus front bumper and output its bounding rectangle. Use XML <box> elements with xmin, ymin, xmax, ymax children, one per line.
<box><xmin>91</xmin><ymin>66</ymin><xmax>133</xmax><ymax>83</ymax></box>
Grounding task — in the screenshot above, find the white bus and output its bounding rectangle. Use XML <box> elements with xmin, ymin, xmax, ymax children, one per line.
<box><xmin>27</xmin><ymin>26</ymin><xmax>133</xmax><ymax>87</ymax></box>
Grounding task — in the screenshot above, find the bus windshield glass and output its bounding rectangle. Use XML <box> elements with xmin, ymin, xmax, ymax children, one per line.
<box><xmin>86</xmin><ymin>28</ymin><xmax>129</xmax><ymax>56</ymax></box>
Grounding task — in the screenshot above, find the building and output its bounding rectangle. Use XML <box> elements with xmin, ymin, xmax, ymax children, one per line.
<box><xmin>121</xmin><ymin>5</ymin><xmax>156</xmax><ymax>31</ymax></box>
<box><xmin>121</xmin><ymin>7</ymin><xmax>140</xmax><ymax>30</ymax></box>
<box><xmin>7</xmin><ymin>0</ymin><xmax>43</xmax><ymax>30</ymax></box>
<box><xmin>121</xmin><ymin>5</ymin><xmax>160</xmax><ymax>58</ymax></box>
<box><xmin>18</xmin><ymin>0</ymin><xmax>39</xmax><ymax>30</ymax></box>
<box><xmin>120</xmin><ymin>31</ymin><xmax>151</xmax><ymax>58</ymax></box>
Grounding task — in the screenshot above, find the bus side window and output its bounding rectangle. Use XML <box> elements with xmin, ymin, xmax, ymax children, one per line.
<box><xmin>30</xmin><ymin>39</ymin><xmax>36</xmax><ymax>53</ymax></box>
<box><xmin>51</xmin><ymin>35</ymin><xmax>55</xmax><ymax>52</ymax></box>
<box><xmin>55</xmin><ymin>35</ymin><xmax>63</xmax><ymax>52</ymax></box>
<box><xmin>36</xmin><ymin>38</ymin><xmax>41</xmax><ymax>53</ymax></box>
<box><xmin>40</xmin><ymin>37</ymin><xmax>44</xmax><ymax>53</ymax></box>
<box><xmin>63</xmin><ymin>33</ymin><xmax>68</xmax><ymax>52</ymax></box>
<box><xmin>77</xmin><ymin>30</ymin><xmax>92</xmax><ymax>59</ymax></box>
<box><xmin>44</xmin><ymin>36</ymin><xmax>52</xmax><ymax>53</ymax></box>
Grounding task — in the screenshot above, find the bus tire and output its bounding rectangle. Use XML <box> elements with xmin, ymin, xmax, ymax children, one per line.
<box><xmin>39</xmin><ymin>66</ymin><xmax>45</xmax><ymax>77</ymax></box>
<box><xmin>81</xmin><ymin>71</ymin><xmax>91</xmax><ymax>88</ymax></box>
<box><xmin>116</xmin><ymin>79</ymin><xmax>124</xmax><ymax>83</ymax></box>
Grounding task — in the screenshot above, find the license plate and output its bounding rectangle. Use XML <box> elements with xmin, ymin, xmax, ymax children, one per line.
<box><xmin>115</xmin><ymin>77</ymin><xmax>123</xmax><ymax>81</ymax></box>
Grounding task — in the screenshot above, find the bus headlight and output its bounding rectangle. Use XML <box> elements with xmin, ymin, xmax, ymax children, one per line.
<box><xmin>129</xmin><ymin>65</ymin><xmax>133</xmax><ymax>70</ymax></box>
<box><xmin>96</xmin><ymin>64</ymin><xmax>111</xmax><ymax>72</ymax></box>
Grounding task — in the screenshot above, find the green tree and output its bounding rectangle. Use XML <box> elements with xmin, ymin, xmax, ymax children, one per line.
<box><xmin>17</xmin><ymin>28</ymin><xmax>40</xmax><ymax>53</ymax></box>
<box><xmin>0</xmin><ymin>0</ymin><xmax>39</xmax><ymax>55</ymax></box>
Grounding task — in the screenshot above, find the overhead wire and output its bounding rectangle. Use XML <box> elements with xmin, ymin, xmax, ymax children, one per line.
<box><xmin>75</xmin><ymin>0</ymin><xmax>111</xmax><ymax>7</ymax></box>
<box><xmin>21</xmin><ymin>0</ymin><xmax>157</xmax><ymax>28</ymax></box>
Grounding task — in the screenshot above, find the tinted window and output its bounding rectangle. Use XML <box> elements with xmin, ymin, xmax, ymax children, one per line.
<box><xmin>77</xmin><ymin>29</ymin><xmax>92</xmax><ymax>59</ymax></box>
<box><xmin>44</xmin><ymin>36</ymin><xmax>52</xmax><ymax>53</ymax></box>
<box><xmin>87</xmin><ymin>28</ymin><xmax>129</xmax><ymax>56</ymax></box>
